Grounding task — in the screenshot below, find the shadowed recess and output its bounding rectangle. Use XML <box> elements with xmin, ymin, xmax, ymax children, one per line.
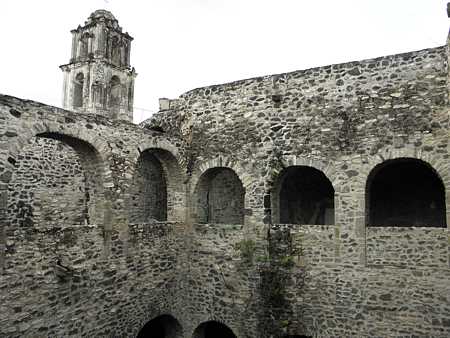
<box><xmin>366</xmin><ymin>158</ymin><xmax>446</xmax><ymax>227</ymax></box>
<box><xmin>193</xmin><ymin>321</ymin><xmax>237</xmax><ymax>338</ymax></box>
<box><xmin>272</xmin><ymin>166</ymin><xmax>334</xmax><ymax>225</ymax></box>
<box><xmin>136</xmin><ymin>314</ymin><xmax>182</xmax><ymax>338</ymax></box>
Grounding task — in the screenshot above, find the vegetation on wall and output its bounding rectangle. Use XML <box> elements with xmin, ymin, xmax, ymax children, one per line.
<box><xmin>235</xmin><ymin>227</ymin><xmax>307</xmax><ymax>337</ymax></box>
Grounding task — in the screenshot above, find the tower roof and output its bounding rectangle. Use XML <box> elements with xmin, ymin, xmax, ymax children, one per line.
<box><xmin>86</xmin><ymin>9</ymin><xmax>117</xmax><ymax>24</ymax></box>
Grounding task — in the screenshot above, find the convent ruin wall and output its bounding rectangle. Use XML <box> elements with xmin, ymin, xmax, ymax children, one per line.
<box><xmin>0</xmin><ymin>42</ymin><xmax>449</xmax><ymax>337</ymax></box>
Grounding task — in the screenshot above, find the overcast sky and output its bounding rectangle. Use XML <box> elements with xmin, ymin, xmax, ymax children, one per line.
<box><xmin>1</xmin><ymin>0</ymin><xmax>448</xmax><ymax>123</ymax></box>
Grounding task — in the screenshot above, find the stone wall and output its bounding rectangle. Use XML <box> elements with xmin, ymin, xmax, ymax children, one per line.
<box><xmin>7</xmin><ymin>137</ymin><xmax>87</xmax><ymax>229</ymax></box>
<box><xmin>128</xmin><ymin>151</ymin><xmax>168</xmax><ymax>223</ymax></box>
<box><xmin>143</xmin><ymin>44</ymin><xmax>450</xmax><ymax>337</ymax></box>
<box><xmin>193</xmin><ymin>168</ymin><xmax>245</xmax><ymax>224</ymax></box>
<box><xmin>0</xmin><ymin>37</ymin><xmax>450</xmax><ymax>338</ymax></box>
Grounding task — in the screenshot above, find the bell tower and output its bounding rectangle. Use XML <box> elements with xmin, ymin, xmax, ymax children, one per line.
<box><xmin>60</xmin><ymin>10</ymin><xmax>137</xmax><ymax>121</ymax></box>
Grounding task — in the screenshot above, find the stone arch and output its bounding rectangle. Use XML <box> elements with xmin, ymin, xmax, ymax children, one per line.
<box><xmin>192</xmin><ymin>165</ymin><xmax>245</xmax><ymax>225</ymax></box>
<box><xmin>360</xmin><ymin>145</ymin><xmax>450</xmax><ymax>227</ymax></box>
<box><xmin>189</xmin><ymin>157</ymin><xmax>256</xmax><ymax>226</ymax></box>
<box><xmin>366</xmin><ymin>158</ymin><xmax>446</xmax><ymax>227</ymax></box>
<box><xmin>4</xmin><ymin>121</ymin><xmax>114</xmax><ymax>188</ymax></box>
<box><xmin>266</xmin><ymin>156</ymin><xmax>338</xmax><ymax>191</ymax></box>
<box><xmin>1</xmin><ymin>123</ymin><xmax>114</xmax><ymax>235</ymax></box>
<box><xmin>192</xmin><ymin>320</ymin><xmax>237</xmax><ymax>338</ymax></box>
<box><xmin>266</xmin><ymin>156</ymin><xmax>337</xmax><ymax>225</ymax></box>
<box><xmin>136</xmin><ymin>314</ymin><xmax>183</xmax><ymax>338</ymax></box>
<box><xmin>127</xmin><ymin>144</ymin><xmax>186</xmax><ymax>223</ymax></box>
<box><xmin>190</xmin><ymin>157</ymin><xmax>254</xmax><ymax>194</ymax></box>
<box><xmin>73</xmin><ymin>72</ymin><xmax>84</xmax><ymax>108</ymax></box>
<box><xmin>271</xmin><ymin>165</ymin><xmax>335</xmax><ymax>225</ymax></box>
<box><xmin>6</xmin><ymin>132</ymin><xmax>107</xmax><ymax>230</ymax></box>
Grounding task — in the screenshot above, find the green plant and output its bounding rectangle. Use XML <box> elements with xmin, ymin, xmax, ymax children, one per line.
<box><xmin>280</xmin><ymin>255</ymin><xmax>295</xmax><ymax>268</ymax></box>
<box><xmin>234</xmin><ymin>239</ymin><xmax>256</xmax><ymax>263</ymax></box>
<box><xmin>255</xmin><ymin>227</ymin><xmax>308</xmax><ymax>337</ymax></box>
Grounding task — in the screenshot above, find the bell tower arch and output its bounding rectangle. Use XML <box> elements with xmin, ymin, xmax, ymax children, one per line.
<box><xmin>60</xmin><ymin>9</ymin><xmax>137</xmax><ymax>121</ymax></box>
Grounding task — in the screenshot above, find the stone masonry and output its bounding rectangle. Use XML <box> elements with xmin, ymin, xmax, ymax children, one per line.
<box><xmin>1</xmin><ymin>7</ymin><xmax>450</xmax><ymax>338</ymax></box>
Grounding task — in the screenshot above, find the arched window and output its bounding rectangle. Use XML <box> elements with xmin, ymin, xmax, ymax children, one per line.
<box><xmin>272</xmin><ymin>166</ymin><xmax>334</xmax><ymax>225</ymax></box>
<box><xmin>109</xmin><ymin>75</ymin><xmax>121</xmax><ymax>116</ymax></box>
<box><xmin>7</xmin><ymin>133</ymin><xmax>105</xmax><ymax>229</ymax></box>
<box><xmin>79</xmin><ymin>33</ymin><xmax>89</xmax><ymax>58</ymax></box>
<box><xmin>137</xmin><ymin>314</ymin><xmax>182</xmax><ymax>338</ymax></box>
<box><xmin>128</xmin><ymin>150</ymin><xmax>167</xmax><ymax>223</ymax></box>
<box><xmin>73</xmin><ymin>73</ymin><xmax>84</xmax><ymax>108</ymax></box>
<box><xmin>193</xmin><ymin>321</ymin><xmax>237</xmax><ymax>338</ymax></box>
<box><xmin>91</xmin><ymin>81</ymin><xmax>104</xmax><ymax>107</ymax></box>
<box><xmin>366</xmin><ymin>158</ymin><xmax>446</xmax><ymax>227</ymax></box>
<box><xmin>111</xmin><ymin>36</ymin><xmax>121</xmax><ymax>66</ymax></box>
<box><xmin>194</xmin><ymin>168</ymin><xmax>245</xmax><ymax>224</ymax></box>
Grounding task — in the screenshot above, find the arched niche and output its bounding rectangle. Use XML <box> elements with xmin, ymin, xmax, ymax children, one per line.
<box><xmin>92</xmin><ymin>80</ymin><xmax>104</xmax><ymax>107</ymax></box>
<box><xmin>7</xmin><ymin>132</ymin><xmax>105</xmax><ymax>230</ymax></box>
<box><xmin>272</xmin><ymin>166</ymin><xmax>335</xmax><ymax>225</ymax></box>
<box><xmin>192</xmin><ymin>321</ymin><xmax>237</xmax><ymax>338</ymax></box>
<box><xmin>366</xmin><ymin>158</ymin><xmax>446</xmax><ymax>227</ymax></box>
<box><xmin>111</xmin><ymin>36</ymin><xmax>121</xmax><ymax>66</ymax></box>
<box><xmin>78</xmin><ymin>33</ymin><xmax>89</xmax><ymax>59</ymax></box>
<box><xmin>137</xmin><ymin>314</ymin><xmax>183</xmax><ymax>338</ymax></box>
<box><xmin>73</xmin><ymin>72</ymin><xmax>84</xmax><ymax>108</ymax></box>
<box><xmin>109</xmin><ymin>75</ymin><xmax>121</xmax><ymax>117</ymax></box>
<box><xmin>127</xmin><ymin>148</ymin><xmax>185</xmax><ymax>223</ymax></box>
<box><xmin>193</xmin><ymin>167</ymin><xmax>245</xmax><ymax>225</ymax></box>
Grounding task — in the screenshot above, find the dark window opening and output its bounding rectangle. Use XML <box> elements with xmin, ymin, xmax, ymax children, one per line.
<box><xmin>273</xmin><ymin>166</ymin><xmax>334</xmax><ymax>225</ymax></box>
<box><xmin>367</xmin><ymin>158</ymin><xmax>446</xmax><ymax>227</ymax></box>
<box><xmin>148</xmin><ymin>126</ymin><xmax>165</xmax><ymax>133</ymax></box>
<box><xmin>137</xmin><ymin>315</ymin><xmax>182</xmax><ymax>338</ymax></box>
<box><xmin>73</xmin><ymin>73</ymin><xmax>84</xmax><ymax>108</ymax></box>
<box><xmin>111</xmin><ymin>36</ymin><xmax>121</xmax><ymax>66</ymax></box>
<box><xmin>109</xmin><ymin>75</ymin><xmax>121</xmax><ymax>117</ymax></box>
<box><xmin>128</xmin><ymin>85</ymin><xmax>133</xmax><ymax>111</ymax></box>
<box><xmin>193</xmin><ymin>321</ymin><xmax>237</xmax><ymax>338</ymax></box>
<box><xmin>79</xmin><ymin>34</ymin><xmax>89</xmax><ymax>59</ymax></box>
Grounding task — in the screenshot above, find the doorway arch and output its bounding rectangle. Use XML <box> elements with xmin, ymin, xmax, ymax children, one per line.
<box><xmin>192</xmin><ymin>321</ymin><xmax>237</xmax><ymax>338</ymax></box>
<box><xmin>136</xmin><ymin>314</ymin><xmax>182</xmax><ymax>338</ymax></box>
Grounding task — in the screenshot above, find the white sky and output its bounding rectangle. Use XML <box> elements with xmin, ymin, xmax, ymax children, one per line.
<box><xmin>1</xmin><ymin>0</ymin><xmax>449</xmax><ymax>123</ymax></box>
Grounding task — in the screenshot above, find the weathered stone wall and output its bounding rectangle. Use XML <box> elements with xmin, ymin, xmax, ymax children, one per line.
<box><xmin>128</xmin><ymin>151</ymin><xmax>167</xmax><ymax>223</ymax></box>
<box><xmin>193</xmin><ymin>168</ymin><xmax>245</xmax><ymax>225</ymax></box>
<box><xmin>366</xmin><ymin>227</ymin><xmax>448</xmax><ymax>267</ymax></box>
<box><xmin>0</xmin><ymin>94</ymin><xmax>189</xmax><ymax>337</ymax></box>
<box><xmin>7</xmin><ymin>137</ymin><xmax>87</xmax><ymax>229</ymax></box>
<box><xmin>147</xmin><ymin>47</ymin><xmax>448</xmax><ymax>164</ymax></box>
<box><xmin>143</xmin><ymin>44</ymin><xmax>450</xmax><ymax>337</ymax></box>
<box><xmin>1</xmin><ymin>37</ymin><xmax>450</xmax><ymax>338</ymax></box>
